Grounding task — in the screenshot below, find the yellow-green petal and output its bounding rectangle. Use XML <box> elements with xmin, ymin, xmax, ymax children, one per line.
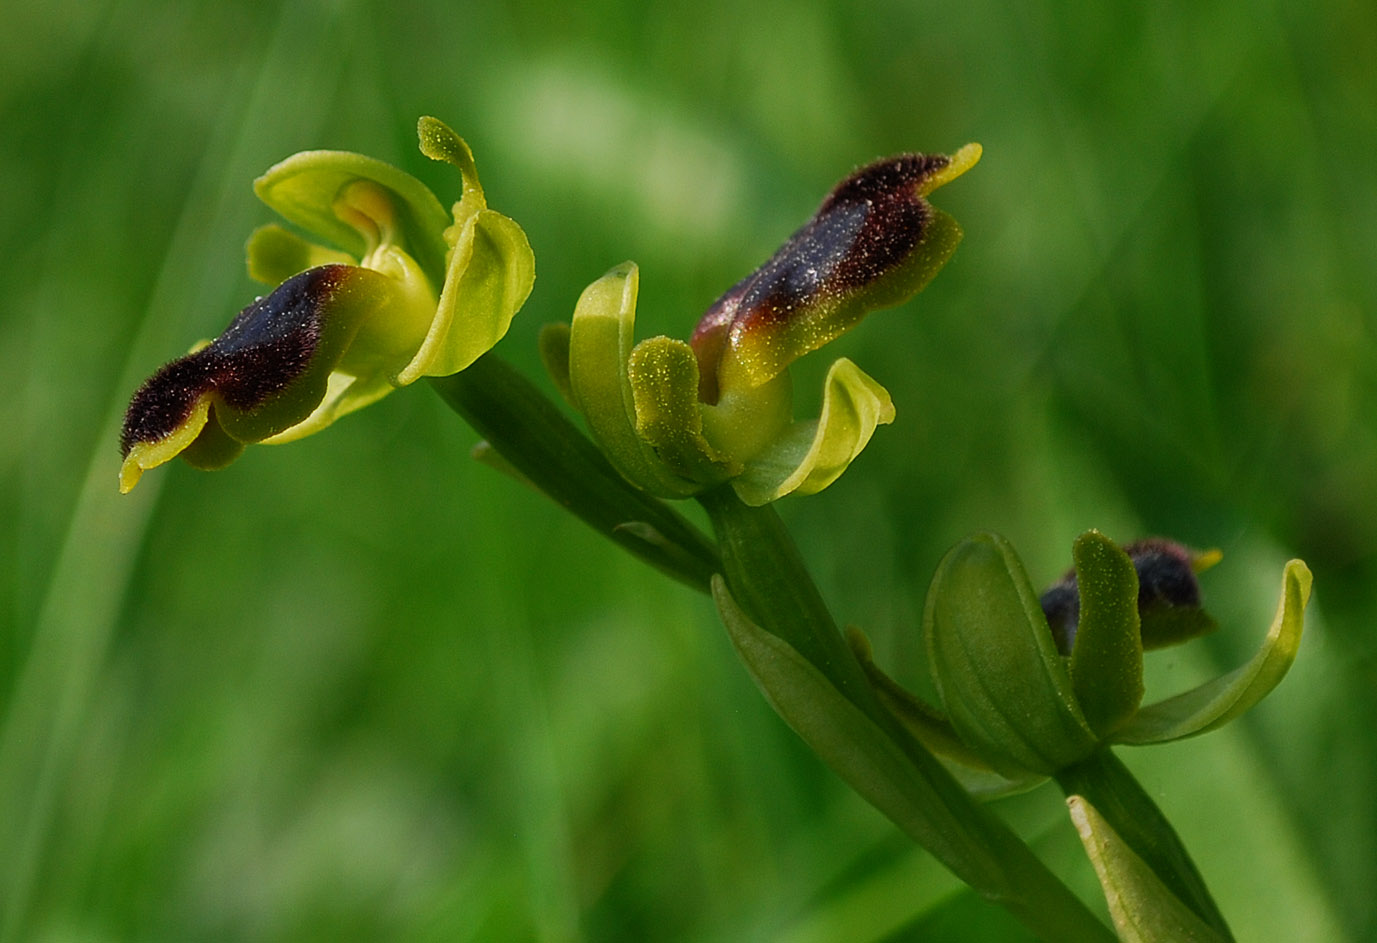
<box><xmin>729</xmin><ymin>358</ymin><xmax>894</xmax><ymax>505</ymax></box>
<box><xmin>568</xmin><ymin>262</ymin><xmax>701</xmax><ymax>497</ymax></box>
<box><xmin>394</xmin><ymin>207</ymin><xmax>534</xmax><ymax>384</ymax></box>
<box><xmin>416</xmin><ymin>115</ymin><xmax>482</xmax><ymax>204</ymax></box>
<box><xmin>1114</xmin><ymin>559</ymin><xmax>1312</xmax><ymax>745</ymax></box>
<box><xmin>627</xmin><ymin>335</ymin><xmax>738</xmax><ymax>484</ymax></box>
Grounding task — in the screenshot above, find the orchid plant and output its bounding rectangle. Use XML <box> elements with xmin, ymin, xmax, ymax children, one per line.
<box><xmin>120</xmin><ymin>116</ymin><xmax>1311</xmax><ymax>942</ymax></box>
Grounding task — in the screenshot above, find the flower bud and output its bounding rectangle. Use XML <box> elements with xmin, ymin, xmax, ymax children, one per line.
<box><xmin>860</xmin><ymin>531</ymin><xmax>1310</xmax><ymax>784</ymax></box>
<box><xmin>1041</xmin><ymin>538</ymin><xmax>1220</xmax><ymax>655</ymax></box>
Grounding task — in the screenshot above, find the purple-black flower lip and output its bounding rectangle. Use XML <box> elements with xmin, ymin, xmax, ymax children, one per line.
<box><xmin>690</xmin><ymin>152</ymin><xmax>962</xmax><ymax>404</ymax></box>
<box><xmin>120</xmin><ymin>265</ymin><xmax>354</xmax><ymax>456</ymax></box>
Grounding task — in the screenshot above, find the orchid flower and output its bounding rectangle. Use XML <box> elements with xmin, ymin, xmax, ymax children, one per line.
<box><xmin>551</xmin><ymin>145</ymin><xmax>981</xmax><ymax>505</ymax></box>
<box><xmin>119</xmin><ymin>117</ymin><xmax>533</xmax><ymax>493</ymax></box>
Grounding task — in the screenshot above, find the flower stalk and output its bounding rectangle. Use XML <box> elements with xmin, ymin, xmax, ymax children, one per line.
<box><xmin>700</xmin><ymin>486</ymin><xmax>1117</xmax><ymax>943</ymax></box>
<box><xmin>430</xmin><ymin>355</ymin><xmax>720</xmax><ymax>592</ymax></box>
<box><xmin>113</xmin><ymin>113</ymin><xmax>1316</xmax><ymax>941</ymax></box>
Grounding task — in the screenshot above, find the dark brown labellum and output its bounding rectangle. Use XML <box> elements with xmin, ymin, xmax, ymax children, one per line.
<box><xmin>120</xmin><ymin>265</ymin><xmax>353</xmax><ymax>454</ymax></box>
<box><xmin>690</xmin><ymin>154</ymin><xmax>952</xmax><ymax>403</ymax></box>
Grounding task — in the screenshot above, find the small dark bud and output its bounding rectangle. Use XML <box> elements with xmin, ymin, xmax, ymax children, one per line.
<box><xmin>1041</xmin><ymin>538</ymin><xmax>1217</xmax><ymax>655</ymax></box>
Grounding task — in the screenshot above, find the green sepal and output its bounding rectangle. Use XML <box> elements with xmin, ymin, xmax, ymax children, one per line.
<box><xmin>395</xmin><ymin>200</ymin><xmax>533</xmax><ymax>384</ymax></box>
<box><xmin>567</xmin><ymin>262</ymin><xmax>700</xmax><ymax>497</ymax></box>
<box><xmin>246</xmin><ymin>224</ymin><xmax>354</xmax><ymax>286</ymax></box>
<box><xmin>849</xmin><ymin>627</ymin><xmax>1043</xmax><ymax>798</ymax></box>
<box><xmin>538</xmin><ymin>322</ymin><xmax>576</xmax><ymax>408</ymax></box>
<box><xmin>628</xmin><ymin>336</ymin><xmax>739</xmax><ymax>484</ymax></box>
<box><xmin>924</xmin><ymin>533</ymin><xmax>1098</xmax><ymax>778</ymax></box>
<box><xmin>1114</xmin><ymin>560</ymin><xmax>1312</xmax><ymax>745</ymax></box>
<box><xmin>395</xmin><ymin>117</ymin><xmax>535</xmax><ymax>385</ymax></box>
<box><xmin>253</xmin><ymin>148</ymin><xmax>451</xmax><ymax>284</ymax></box>
<box><xmin>729</xmin><ymin>358</ymin><xmax>895</xmax><ymax>506</ymax></box>
<box><xmin>1067</xmin><ymin>796</ymin><xmax>1229</xmax><ymax>943</ymax></box>
<box><xmin>1069</xmin><ymin>531</ymin><xmax>1146</xmax><ymax>739</ymax></box>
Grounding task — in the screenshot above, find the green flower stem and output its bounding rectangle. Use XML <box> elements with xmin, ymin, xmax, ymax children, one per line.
<box><xmin>429</xmin><ymin>353</ymin><xmax>720</xmax><ymax>592</ymax></box>
<box><xmin>698</xmin><ymin>486</ymin><xmax>1115</xmax><ymax>943</ymax></box>
<box><xmin>697</xmin><ymin>486</ymin><xmax>875</xmax><ymax>707</ymax></box>
<box><xmin>1055</xmin><ymin>747</ymin><xmax>1234</xmax><ymax>940</ymax></box>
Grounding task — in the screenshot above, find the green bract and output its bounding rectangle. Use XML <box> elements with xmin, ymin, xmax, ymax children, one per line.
<box><xmin>1068</xmin><ymin>796</ymin><xmax>1230</xmax><ymax>943</ymax></box>
<box><xmin>856</xmin><ymin>531</ymin><xmax>1312</xmax><ymax>791</ymax></box>
<box><xmin>557</xmin><ymin>145</ymin><xmax>980</xmax><ymax>505</ymax></box>
<box><xmin>119</xmin><ymin>117</ymin><xmax>533</xmax><ymax>493</ymax></box>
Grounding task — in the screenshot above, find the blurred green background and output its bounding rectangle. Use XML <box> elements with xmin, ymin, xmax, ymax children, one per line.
<box><xmin>2</xmin><ymin>0</ymin><xmax>1373</xmax><ymax>939</ymax></box>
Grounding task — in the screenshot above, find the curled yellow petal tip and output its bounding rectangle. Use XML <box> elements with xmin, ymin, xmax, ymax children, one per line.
<box><xmin>117</xmin><ymin>397</ymin><xmax>213</xmax><ymax>494</ymax></box>
<box><xmin>916</xmin><ymin>142</ymin><xmax>982</xmax><ymax>196</ymax></box>
<box><xmin>118</xmin><ymin>452</ymin><xmax>146</xmax><ymax>494</ymax></box>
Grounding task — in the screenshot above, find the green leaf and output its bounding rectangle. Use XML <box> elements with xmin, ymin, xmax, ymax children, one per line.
<box><xmin>1114</xmin><ymin>560</ymin><xmax>1312</xmax><ymax>745</ymax></box>
<box><xmin>1069</xmin><ymin>531</ymin><xmax>1146</xmax><ymax>739</ymax></box>
<box><xmin>567</xmin><ymin>263</ymin><xmax>700</xmax><ymax>497</ymax></box>
<box><xmin>712</xmin><ymin>577</ymin><xmax>1010</xmax><ymax>891</ymax></box>
<box><xmin>714</xmin><ymin>575</ymin><xmax>1118</xmax><ymax>943</ymax></box>
<box><xmin>924</xmin><ymin>534</ymin><xmax>1098</xmax><ymax>778</ymax></box>
<box><xmin>729</xmin><ymin>358</ymin><xmax>894</xmax><ymax>505</ymax></box>
<box><xmin>1067</xmin><ymin>795</ymin><xmax>1229</xmax><ymax>943</ymax></box>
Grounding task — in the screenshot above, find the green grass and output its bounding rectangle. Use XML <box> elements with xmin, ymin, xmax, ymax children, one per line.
<box><xmin>2</xmin><ymin>0</ymin><xmax>1374</xmax><ymax>939</ymax></box>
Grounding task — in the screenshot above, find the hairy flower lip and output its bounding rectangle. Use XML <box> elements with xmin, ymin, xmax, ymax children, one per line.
<box><xmin>118</xmin><ymin>117</ymin><xmax>535</xmax><ymax>494</ymax></box>
<box><xmin>120</xmin><ymin>265</ymin><xmax>358</xmax><ymax>457</ymax></box>
<box><xmin>118</xmin><ymin>265</ymin><xmax>392</xmax><ymax>493</ymax></box>
<box><xmin>690</xmin><ymin>145</ymin><xmax>980</xmax><ymax>404</ymax></box>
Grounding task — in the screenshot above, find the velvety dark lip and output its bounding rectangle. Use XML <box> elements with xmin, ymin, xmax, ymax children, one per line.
<box><xmin>690</xmin><ymin>153</ymin><xmax>952</xmax><ymax>403</ymax></box>
<box><xmin>120</xmin><ymin>265</ymin><xmax>351</xmax><ymax>454</ymax></box>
